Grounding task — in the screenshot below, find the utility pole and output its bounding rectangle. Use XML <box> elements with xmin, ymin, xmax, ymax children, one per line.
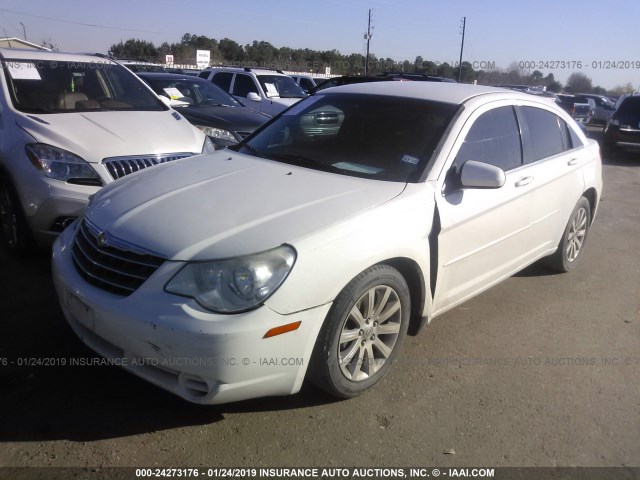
<box><xmin>458</xmin><ymin>16</ymin><xmax>466</xmax><ymax>82</ymax></box>
<box><xmin>364</xmin><ymin>9</ymin><xmax>373</xmax><ymax>76</ymax></box>
<box><xmin>19</xmin><ymin>22</ymin><xmax>26</xmax><ymax>41</ymax></box>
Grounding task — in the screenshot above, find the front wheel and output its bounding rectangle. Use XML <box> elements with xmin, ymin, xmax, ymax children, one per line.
<box><xmin>309</xmin><ymin>265</ymin><xmax>410</xmax><ymax>398</ymax></box>
<box><xmin>546</xmin><ymin>197</ymin><xmax>591</xmax><ymax>272</ymax></box>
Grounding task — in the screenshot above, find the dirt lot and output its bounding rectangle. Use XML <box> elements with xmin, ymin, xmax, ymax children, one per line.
<box><xmin>1</xmin><ymin>138</ymin><xmax>639</xmax><ymax>471</ymax></box>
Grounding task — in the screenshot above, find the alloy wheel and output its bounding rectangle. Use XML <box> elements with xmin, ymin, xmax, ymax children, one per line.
<box><xmin>338</xmin><ymin>285</ymin><xmax>402</xmax><ymax>381</ymax></box>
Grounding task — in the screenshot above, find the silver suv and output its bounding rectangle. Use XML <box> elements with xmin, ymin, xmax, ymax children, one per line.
<box><xmin>198</xmin><ymin>67</ymin><xmax>306</xmax><ymax>116</ymax></box>
<box><xmin>0</xmin><ymin>49</ymin><xmax>210</xmax><ymax>254</ymax></box>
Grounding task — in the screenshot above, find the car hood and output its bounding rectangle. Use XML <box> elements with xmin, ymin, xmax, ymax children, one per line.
<box><xmin>84</xmin><ymin>152</ymin><xmax>406</xmax><ymax>260</ymax></box>
<box><xmin>177</xmin><ymin>105</ymin><xmax>269</xmax><ymax>133</ymax></box>
<box><xmin>15</xmin><ymin>110</ymin><xmax>204</xmax><ymax>163</ymax></box>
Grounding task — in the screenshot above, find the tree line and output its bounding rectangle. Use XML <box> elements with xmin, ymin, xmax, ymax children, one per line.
<box><xmin>109</xmin><ymin>34</ymin><xmax>633</xmax><ymax>94</ymax></box>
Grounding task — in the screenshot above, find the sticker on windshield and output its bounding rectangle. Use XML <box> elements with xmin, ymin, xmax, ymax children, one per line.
<box><xmin>400</xmin><ymin>154</ymin><xmax>420</xmax><ymax>165</ymax></box>
<box><xmin>163</xmin><ymin>87</ymin><xmax>184</xmax><ymax>99</ymax></box>
<box><xmin>264</xmin><ymin>83</ymin><xmax>278</xmax><ymax>97</ymax></box>
<box><xmin>283</xmin><ymin>95</ymin><xmax>325</xmax><ymax>116</ymax></box>
<box><xmin>6</xmin><ymin>62</ymin><xmax>41</xmax><ymax>80</ymax></box>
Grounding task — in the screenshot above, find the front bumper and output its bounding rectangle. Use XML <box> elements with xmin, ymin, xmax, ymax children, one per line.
<box><xmin>17</xmin><ymin>173</ymin><xmax>101</xmax><ymax>246</ymax></box>
<box><xmin>52</xmin><ymin>224</ymin><xmax>330</xmax><ymax>404</ymax></box>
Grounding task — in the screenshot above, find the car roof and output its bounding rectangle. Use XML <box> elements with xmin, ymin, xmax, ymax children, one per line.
<box><xmin>202</xmin><ymin>66</ymin><xmax>288</xmax><ymax>76</ymax></box>
<box><xmin>319</xmin><ymin>81</ymin><xmax>531</xmax><ymax>105</ymax></box>
<box><xmin>0</xmin><ymin>47</ymin><xmax>116</xmax><ymax>64</ymax></box>
<box><xmin>137</xmin><ymin>72</ymin><xmax>207</xmax><ymax>82</ymax></box>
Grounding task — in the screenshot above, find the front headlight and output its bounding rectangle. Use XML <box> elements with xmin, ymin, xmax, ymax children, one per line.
<box><xmin>165</xmin><ymin>245</ymin><xmax>296</xmax><ymax>313</ymax></box>
<box><xmin>25</xmin><ymin>144</ymin><xmax>100</xmax><ymax>183</ymax></box>
<box><xmin>201</xmin><ymin>136</ymin><xmax>217</xmax><ymax>154</ymax></box>
<box><xmin>198</xmin><ymin>126</ymin><xmax>238</xmax><ymax>149</ymax></box>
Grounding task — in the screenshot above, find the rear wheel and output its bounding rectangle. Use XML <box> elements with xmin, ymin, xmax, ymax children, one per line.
<box><xmin>0</xmin><ymin>176</ymin><xmax>33</xmax><ymax>255</ymax></box>
<box><xmin>309</xmin><ymin>265</ymin><xmax>410</xmax><ymax>398</ymax></box>
<box><xmin>546</xmin><ymin>197</ymin><xmax>591</xmax><ymax>272</ymax></box>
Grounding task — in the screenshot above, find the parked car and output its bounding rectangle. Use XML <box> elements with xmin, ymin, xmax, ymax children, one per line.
<box><xmin>311</xmin><ymin>73</ymin><xmax>455</xmax><ymax>94</ymax></box>
<box><xmin>555</xmin><ymin>94</ymin><xmax>596</xmax><ymax>124</ymax></box>
<box><xmin>602</xmin><ymin>94</ymin><xmax>640</xmax><ymax>155</ymax></box>
<box><xmin>0</xmin><ymin>48</ymin><xmax>211</xmax><ymax>254</ymax></box>
<box><xmin>574</xmin><ymin>93</ymin><xmax>615</xmax><ymax>125</ymax></box>
<box><xmin>137</xmin><ymin>73</ymin><xmax>270</xmax><ymax>149</ymax></box>
<box><xmin>52</xmin><ymin>82</ymin><xmax>602</xmax><ymax>405</ymax></box>
<box><xmin>311</xmin><ymin>75</ymin><xmax>391</xmax><ymax>93</ymax></box>
<box><xmin>290</xmin><ymin>74</ymin><xmax>318</xmax><ymax>93</ymax></box>
<box><xmin>198</xmin><ymin>67</ymin><xmax>306</xmax><ymax>116</ymax></box>
<box><xmin>380</xmin><ymin>72</ymin><xmax>456</xmax><ymax>83</ymax></box>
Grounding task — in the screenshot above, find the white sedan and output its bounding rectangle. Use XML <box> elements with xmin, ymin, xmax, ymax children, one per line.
<box><xmin>52</xmin><ymin>82</ymin><xmax>602</xmax><ymax>404</ymax></box>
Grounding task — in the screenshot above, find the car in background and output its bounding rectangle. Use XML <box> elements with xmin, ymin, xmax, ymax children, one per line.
<box><xmin>556</xmin><ymin>94</ymin><xmax>596</xmax><ymax>125</ymax></box>
<box><xmin>290</xmin><ymin>74</ymin><xmax>318</xmax><ymax>93</ymax></box>
<box><xmin>575</xmin><ymin>94</ymin><xmax>615</xmax><ymax>125</ymax></box>
<box><xmin>602</xmin><ymin>95</ymin><xmax>640</xmax><ymax>156</ymax></box>
<box><xmin>381</xmin><ymin>72</ymin><xmax>456</xmax><ymax>83</ymax></box>
<box><xmin>0</xmin><ymin>48</ymin><xmax>211</xmax><ymax>254</ymax></box>
<box><xmin>311</xmin><ymin>75</ymin><xmax>390</xmax><ymax>93</ymax></box>
<box><xmin>198</xmin><ymin>67</ymin><xmax>307</xmax><ymax>116</ymax></box>
<box><xmin>52</xmin><ymin>82</ymin><xmax>601</xmax><ymax>405</ymax></box>
<box><xmin>166</xmin><ymin>68</ymin><xmax>200</xmax><ymax>76</ymax></box>
<box><xmin>311</xmin><ymin>72</ymin><xmax>455</xmax><ymax>93</ymax></box>
<box><xmin>138</xmin><ymin>73</ymin><xmax>270</xmax><ymax>149</ymax></box>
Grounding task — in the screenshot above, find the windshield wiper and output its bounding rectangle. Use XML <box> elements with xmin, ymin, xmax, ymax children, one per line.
<box><xmin>238</xmin><ymin>143</ymin><xmax>268</xmax><ymax>158</ymax></box>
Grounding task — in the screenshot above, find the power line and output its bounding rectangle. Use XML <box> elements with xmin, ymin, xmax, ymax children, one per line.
<box><xmin>0</xmin><ymin>8</ymin><xmax>178</xmax><ymax>35</ymax></box>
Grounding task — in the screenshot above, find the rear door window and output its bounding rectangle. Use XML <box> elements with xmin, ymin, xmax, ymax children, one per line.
<box><xmin>519</xmin><ymin>106</ymin><xmax>566</xmax><ymax>163</ymax></box>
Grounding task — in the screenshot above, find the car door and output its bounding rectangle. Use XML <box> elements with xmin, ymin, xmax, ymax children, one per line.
<box><xmin>515</xmin><ymin>104</ymin><xmax>585</xmax><ymax>254</ymax></box>
<box><xmin>432</xmin><ymin>103</ymin><xmax>540</xmax><ymax>315</ymax></box>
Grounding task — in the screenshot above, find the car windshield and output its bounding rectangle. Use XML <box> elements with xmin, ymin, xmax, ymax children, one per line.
<box><xmin>143</xmin><ymin>77</ymin><xmax>241</xmax><ymax>107</ymax></box>
<box><xmin>4</xmin><ymin>59</ymin><xmax>165</xmax><ymax>113</ymax></box>
<box><xmin>235</xmin><ymin>93</ymin><xmax>458</xmax><ymax>183</ymax></box>
<box><xmin>615</xmin><ymin>96</ymin><xmax>640</xmax><ymax>119</ymax></box>
<box><xmin>257</xmin><ymin>75</ymin><xmax>306</xmax><ymax>98</ymax></box>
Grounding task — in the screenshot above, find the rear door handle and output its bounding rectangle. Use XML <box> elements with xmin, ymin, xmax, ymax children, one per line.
<box><xmin>515</xmin><ymin>176</ymin><xmax>534</xmax><ymax>187</ymax></box>
<box><xmin>568</xmin><ymin>158</ymin><xmax>580</xmax><ymax>166</ymax></box>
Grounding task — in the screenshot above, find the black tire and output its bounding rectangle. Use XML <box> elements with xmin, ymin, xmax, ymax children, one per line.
<box><xmin>309</xmin><ymin>264</ymin><xmax>410</xmax><ymax>398</ymax></box>
<box><xmin>546</xmin><ymin>197</ymin><xmax>591</xmax><ymax>273</ymax></box>
<box><xmin>0</xmin><ymin>175</ymin><xmax>34</xmax><ymax>256</ymax></box>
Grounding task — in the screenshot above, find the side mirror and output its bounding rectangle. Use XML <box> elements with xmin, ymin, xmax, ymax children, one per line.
<box><xmin>461</xmin><ymin>160</ymin><xmax>506</xmax><ymax>189</ymax></box>
<box><xmin>247</xmin><ymin>92</ymin><xmax>261</xmax><ymax>102</ymax></box>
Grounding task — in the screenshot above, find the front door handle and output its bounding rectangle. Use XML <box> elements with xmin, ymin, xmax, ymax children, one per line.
<box><xmin>515</xmin><ymin>176</ymin><xmax>534</xmax><ymax>187</ymax></box>
<box><xmin>568</xmin><ymin>158</ymin><xmax>580</xmax><ymax>166</ymax></box>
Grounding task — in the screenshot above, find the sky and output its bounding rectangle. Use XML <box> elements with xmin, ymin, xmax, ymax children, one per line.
<box><xmin>0</xmin><ymin>0</ymin><xmax>638</xmax><ymax>90</ymax></box>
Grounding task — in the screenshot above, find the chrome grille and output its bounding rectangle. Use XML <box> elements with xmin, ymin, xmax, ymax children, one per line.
<box><xmin>103</xmin><ymin>153</ymin><xmax>194</xmax><ymax>180</ymax></box>
<box><xmin>71</xmin><ymin>219</ymin><xmax>165</xmax><ymax>296</ymax></box>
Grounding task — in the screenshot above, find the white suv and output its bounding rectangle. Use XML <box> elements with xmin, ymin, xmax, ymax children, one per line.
<box><xmin>0</xmin><ymin>48</ymin><xmax>212</xmax><ymax>254</ymax></box>
<box><xmin>198</xmin><ymin>67</ymin><xmax>306</xmax><ymax>116</ymax></box>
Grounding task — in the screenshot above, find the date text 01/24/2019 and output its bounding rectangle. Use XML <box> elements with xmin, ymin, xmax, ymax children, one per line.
<box><xmin>518</xmin><ymin>60</ymin><xmax>640</xmax><ymax>70</ymax></box>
